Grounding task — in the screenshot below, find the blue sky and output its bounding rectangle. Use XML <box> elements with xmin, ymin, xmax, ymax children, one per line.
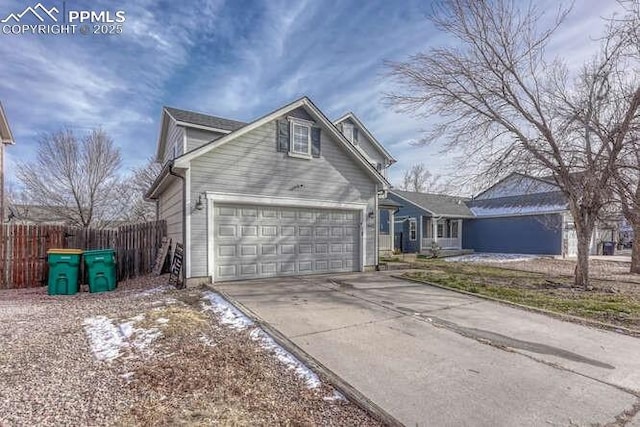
<box><xmin>0</xmin><ymin>0</ymin><xmax>620</xmax><ymax>192</ymax></box>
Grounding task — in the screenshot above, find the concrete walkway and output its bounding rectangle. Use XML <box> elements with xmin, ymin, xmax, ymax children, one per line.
<box><xmin>215</xmin><ymin>272</ymin><xmax>640</xmax><ymax>426</ymax></box>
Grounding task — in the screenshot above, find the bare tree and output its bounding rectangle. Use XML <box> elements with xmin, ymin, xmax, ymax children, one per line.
<box><xmin>399</xmin><ymin>163</ymin><xmax>446</xmax><ymax>193</ymax></box>
<box><xmin>17</xmin><ymin>128</ymin><xmax>124</xmax><ymax>229</ymax></box>
<box><xmin>121</xmin><ymin>158</ymin><xmax>162</xmax><ymax>223</ymax></box>
<box><xmin>609</xmin><ymin>1</ymin><xmax>640</xmax><ymax>273</ymax></box>
<box><xmin>613</xmin><ymin>133</ymin><xmax>640</xmax><ymax>272</ymax></box>
<box><xmin>386</xmin><ymin>0</ymin><xmax>640</xmax><ymax>288</ymax></box>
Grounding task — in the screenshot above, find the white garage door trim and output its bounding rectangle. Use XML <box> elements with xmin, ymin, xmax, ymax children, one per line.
<box><xmin>205</xmin><ymin>192</ymin><xmax>367</xmax><ymax>282</ymax></box>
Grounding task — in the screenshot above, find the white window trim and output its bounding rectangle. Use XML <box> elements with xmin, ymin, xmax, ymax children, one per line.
<box><xmin>343</xmin><ymin>122</ymin><xmax>355</xmax><ymax>144</ymax></box>
<box><xmin>289</xmin><ymin>118</ymin><xmax>312</xmax><ymax>159</ymax></box>
<box><xmin>409</xmin><ymin>219</ymin><xmax>417</xmax><ymax>241</ymax></box>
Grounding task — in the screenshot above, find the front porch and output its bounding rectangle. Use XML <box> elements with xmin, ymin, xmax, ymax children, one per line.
<box><xmin>421</xmin><ymin>217</ymin><xmax>463</xmax><ymax>252</ymax></box>
<box><xmin>379</xmin><ymin>197</ymin><xmax>402</xmax><ymax>255</ymax></box>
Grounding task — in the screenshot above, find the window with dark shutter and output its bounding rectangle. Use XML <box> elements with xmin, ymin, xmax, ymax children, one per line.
<box><xmin>277</xmin><ymin>120</ymin><xmax>290</xmax><ymax>152</ymax></box>
<box><xmin>311</xmin><ymin>127</ymin><xmax>321</xmax><ymax>158</ymax></box>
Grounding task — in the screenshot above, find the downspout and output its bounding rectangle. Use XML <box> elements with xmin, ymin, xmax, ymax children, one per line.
<box><xmin>169</xmin><ymin>160</ymin><xmax>187</xmax><ymax>285</ymax></box>
<box><xmin>375</xmin><ymin>184</ymin><xmax>379</xmax><ymax>271</ymax></box>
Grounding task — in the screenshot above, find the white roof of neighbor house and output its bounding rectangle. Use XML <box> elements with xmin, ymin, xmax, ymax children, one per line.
<box><xmin>467</xmin><ymin>191</ymin><xmax>568</xmax><ymax>217</ymax></box>
<box><xmin>0</xmin><ymin>102</ymin><xmax>15</xmax><ymax>145</ymax></box>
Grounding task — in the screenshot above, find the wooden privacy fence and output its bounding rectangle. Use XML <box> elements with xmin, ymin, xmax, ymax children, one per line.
<box><xmin>0</xmin><ymin>220</ymin><xmax>167</xmax><ymax>289</ymax></box>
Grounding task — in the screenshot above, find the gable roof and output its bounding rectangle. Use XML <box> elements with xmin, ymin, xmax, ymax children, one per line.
<box><xmin>172</xmin><ymin>97</ymin><xmax>389</xmax><ymax>187</ymax></box>
<box><xmin>391</xmin><ymin>190</ymin><xmax>473</xmax><ymax>218</ymax></box>
<box><xmin>164</xmin><ymin>106</ymin><xmax>247</xmax><ymax>132</ymax></box>
<box><xmin>473</xmin><ymin>172</ymin><xmax>560</xmax><ymax>200</ymax></box>
<box><xmin>0</xmin><ymin>102</ymin><xmax>15</xmax><ymax>145</ymax></box>
<box><xmin>334</xmin><ymin>112</ymin><xmax>396</xmax><ymax>164</ymax></box>
<box><xmin>466</xmin><ymin>191</ymin><xmax>568</xmax><ymax>217</ymax></box>
<box><xmin>155</xmin><ymin>106</ymin><xmax>248</xmax><ymax>162</ymax></box>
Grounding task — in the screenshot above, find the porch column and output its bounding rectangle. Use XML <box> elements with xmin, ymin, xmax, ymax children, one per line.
<box><xmin>389</xmin><ymin>209</ymin><xmax>394</xmax><ymax>245</ymax></box>
<box><xmin>433</xmin><ymin>218</ymin><xmax>438</xmax><ymax>244</ymax></box>
<box><xmin>458</xmin><ymin>219</ymin><xmax>463</xmax><ymax>249</ymax></box>
<box><xmin>419</xmin><ymin>215</ymin><xmax>423</xmax><ymax>252</ymax></box>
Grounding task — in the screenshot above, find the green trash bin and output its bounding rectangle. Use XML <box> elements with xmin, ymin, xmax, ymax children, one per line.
<box><xmin>47</xmin><ymin>249</ymin><xmax>83</xmax><ymax>296</ymax></box>
<box><xmin>84</xmin><ymin>249</ymin><xmax>117</xmax><ymax>293</ymax></box>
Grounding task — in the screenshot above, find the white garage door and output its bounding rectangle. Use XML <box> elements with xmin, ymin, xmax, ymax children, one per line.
<box><xmin>214</xmin><ymin>204</ymin><xmax>361</xmax><ymax>281</ymax></box>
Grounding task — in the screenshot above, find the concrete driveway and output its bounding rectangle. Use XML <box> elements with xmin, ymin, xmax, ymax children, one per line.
<box><xmin>215</xmin><ymin>272</ymin><xmax>640</xmax><ymax>426</ymax></box>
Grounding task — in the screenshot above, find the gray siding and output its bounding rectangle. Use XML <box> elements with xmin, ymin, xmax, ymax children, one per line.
<box><xmin>163</xmin><ymin>119</ymin><xmax>185</xmax><ymax>164</ymax></box>
<box><xmin>342</xmin><ymin>118</ymin><xmax>386</xmax><ymax>168</ymax></box>
<box><xmin>158</xmin><ymin>177</ymin><xmax>183</xmax><ymax>251</ymax></box>
<box><xmin>186</xmin><ymin>128</ymin><xmax>226</xmax><ymax>152</ymax></box>
<box><xmin>188</xmin><ymin>117</ymin><xmax>378</xmax><ymax>277</ymax></box>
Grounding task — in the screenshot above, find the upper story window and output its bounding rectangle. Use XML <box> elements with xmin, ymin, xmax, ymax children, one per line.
<box><xmin>290</xmin><ymin>120</ymin><xmax>311</xmax><ymax>157</ymax></box>
<box><xmin>342</xmin><ymin>123</ymin><xmax>357</xmax><ymax>144</ymax></box>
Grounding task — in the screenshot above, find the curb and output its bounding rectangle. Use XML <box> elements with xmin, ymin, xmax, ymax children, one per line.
<box><xmin>394</xmin><ymin>274</ymin><xmax>640</xmax><ymax>338</ymax></box>
<box><xmin>205</xmin><ymin>284</ymin><xmax>404</xmax><ymax>427</ymax></box>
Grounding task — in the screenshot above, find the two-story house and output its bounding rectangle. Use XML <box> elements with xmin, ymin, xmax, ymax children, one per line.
<box><xmin>146</xmin><ymin>97</ymin><xmax>395</xmax><ymax>284</ymax></box>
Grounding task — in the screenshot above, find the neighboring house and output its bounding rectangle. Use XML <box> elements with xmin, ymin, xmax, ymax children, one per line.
<box><xmin>0</xmin><ymin>102</ymin><xmax>15</xmax><ymax>221</ymax></box>
<box><xmin>146</xmin><ymin>97</ymin><xmax>393</xmax><ymax>284</ymax></box>
<box><xmin>464</xmin><ymin>172</ymin><xmax>605</xmax><ymax>256</ymax></box>
<box><xmin>388</xmin><ymin>190</ymin><xmax>474</xmax><ymax>253</ymax></box>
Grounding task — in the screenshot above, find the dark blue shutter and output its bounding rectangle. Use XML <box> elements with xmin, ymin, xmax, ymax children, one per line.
<box><xmin>311</xmin><ymin>127</ymin><xmax>321</xmax><ymax>158</ymax></box>
<box><xmin>277</xmin><ymin>120</ymin><xmax>289</xmax><ymax>152</ymax></box>
<box><xmin>353</xmin><ymin>127</ymin><xmax>359</xmax><ymax>143</ymax></box>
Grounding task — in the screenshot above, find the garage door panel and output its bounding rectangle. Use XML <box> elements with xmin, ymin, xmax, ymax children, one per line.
<box><xmin>281</xmin><ymin>226</ymin><xmax>296</xmax><ymax>236</ymax></box>
<box><xmin>214</xmin><ymin>204</ymin><xmax>360</xmax><ymax>281</ymax></box>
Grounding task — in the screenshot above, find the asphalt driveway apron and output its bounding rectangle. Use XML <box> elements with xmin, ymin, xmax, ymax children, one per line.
<box><xmin>215</xmin><ymin>272</ymin><xmax>640</xmax><ymax>426</ymax></box>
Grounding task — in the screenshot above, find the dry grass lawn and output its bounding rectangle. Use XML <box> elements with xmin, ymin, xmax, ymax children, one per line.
<box><xmin>405</xmin><ymin>259</ymin><xmax>640</xmax><ymax>331</ymax></box>
<box><xmin>0</xmin><ymin>276</ymin><xmax>380</xmax><ymax>426</ymax></box>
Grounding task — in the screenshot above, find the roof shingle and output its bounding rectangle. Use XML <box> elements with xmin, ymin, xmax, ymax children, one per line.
<box><xmin>393</xmin><ymin>190</ymin><xmax>473</xmax><ymax>217</ymax></box>
<box><xmin>164</xmin><ymin>106</ymin><xmax>247</xmax><ymax>132</ymax></box>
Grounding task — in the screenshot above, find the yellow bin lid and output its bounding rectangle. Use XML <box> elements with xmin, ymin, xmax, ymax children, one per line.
<box><xmin>47</xmin><ymin>248</ymin><xmax>83</xmax><ymax>254</ymax></box>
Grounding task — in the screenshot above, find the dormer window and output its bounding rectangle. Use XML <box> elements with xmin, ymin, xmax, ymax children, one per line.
<box><xmin>342</xmin><ymin>123</ymin><xmax>357</xmax><ymax>145</ymax></box>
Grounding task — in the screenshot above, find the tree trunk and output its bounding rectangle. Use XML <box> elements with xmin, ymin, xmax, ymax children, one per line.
<box><xmin>632</xmin><ymin>224</ymin><xmax>640</xmax><ymax>274</ymax></box>
<box><xmin>575</xmin><ymin>230</ymin><xmax>592</xmax><ymax>289</ymax></box>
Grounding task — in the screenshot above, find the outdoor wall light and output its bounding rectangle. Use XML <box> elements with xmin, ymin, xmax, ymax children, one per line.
<box><xmin>368</xmin><ymin>211</ymin><xmax>375</xmax><ymax>219</ymax></box>
<box><xmin>195</xmin><ymin>195</ymin><xmax>204</xmax><ymax>211</ymax></box>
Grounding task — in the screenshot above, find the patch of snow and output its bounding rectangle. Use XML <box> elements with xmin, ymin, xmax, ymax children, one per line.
<box><xmin>119</xmin><ymin>321</ymin><xmax>135</xmax><ymax>339</ymax></box>
<box><xmin>136</xmin><ymin>285</ymin><xmax>170</xmax><ymax>297</ymax></box>
<box><xmin>83</xmin><ymin>316</ymin><xmax>126</xmax><ymax>362</ymax></box>
<box><xmin>84</xmin><ymin>313</ymin><xmax>162</xmax><ymax>362</ymax></box>
<box><xmin>323</xmin><ymin>390</ymin><xmax>346</xmax><ymax>402</ymax></box>
<box><xmin>201</xmin><ymin>291</ymin><xmax>254</xmax><ymax>330</ymax></box>
<box><xmin>249</xmin><ymin>328</ymin><xmax>321</xmax><ymax>389</ymax></box>
<box><xmin>202</xmin><ymin>291</ymin><xmax>321</xmax><ymax>390</ymax></box>
<box><xmin>445</xmin><ymin>253</ymin><xmax>541</xmax><ymax>263</ymax></box>
<box><xmin>120</xmin><ymin>372</ymin><xmax>135</xmax><ymax>383</ymax></box>
<box><xmin>155</xmin><ymin>317</ymin><xmax>169</xmax><ymax>324</ymax></box>
<box><xmin>199</xmin><ymin>335</ymin><xmax>215</xmax><ymax>347</ymax></box>
<box><xmin>132</xmin><ymin>328</ymin><xmax>162</xmax><ymax>352</ymax></box>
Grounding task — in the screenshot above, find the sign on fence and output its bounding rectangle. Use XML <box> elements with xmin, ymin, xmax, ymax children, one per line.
<box><xmin>168</xmin><ymin>242</ymin><xmax>184</xmax><ymax>289</ymax></box>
